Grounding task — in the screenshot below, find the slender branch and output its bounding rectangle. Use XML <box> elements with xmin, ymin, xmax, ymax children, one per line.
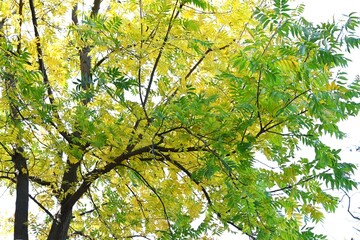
<box><xmin>119</xmin><ymin>163</ymin><xmax>173</xmax><ymax>237</ymax></box>
<box><xmin>28</xmin><ymin>176</ymin><xmax>52</xmax><ymax>186</ymax></box>
<box><xmin>245</xmin><ymin>199</ymin><xmax>253</xmax><ymax>234</ymax></box>
<box><xmin>123</xmin><ymin>235</ymin><xmax>152</xmax><ymax>240</ymax></box>
<box><xmin>256</xmin><ymin>109</ymin><xmax>308</xmax><ymax>138</ymax></box>
<box><xmin>0</xmin><ymin>175</ymin><xmax>16</xmax><ymax>182</ymax></box>
<box><xmin>274</xmin><ymin>89</ymin><xmax>311</xmax><ymax>118</ymax></box>
<box><xmin>185</xmin><ymin>41</ymin><xmax>234</xmax><ymax>79</ymax></box>
<box><xmin>181</xmin><ymin>126</ymin><xmax>245</xmax><ymax>184</ymax></box>
<box><xmin>157</xmin><ymin>126</ymin><xmax>183</xmax><ymax>136</ymax></box>
<box><xmin>256</xmin><ymin>71</ymin><xmax>263</xmax><ymax>130</ymax></box>
<box><xmin>0</xmin><ymin>169</ymin><xmax>16</xmax><ymax>175</ymax></box>
<box><xmin>267</xmin><ymin>131</ymin><xmax>313</xmax><ymax>138</ymax></box>
<box><xmin>60</xmin><ymin>143</ymin><xmax>203</xmax><ymax>213</ymax></box>
<box><xmin>269</xmin><ymin>169</ymin><xmax>329</xmax><ymax>194</ymax></box>
<box><xmin>343</xmin><ymin>191</ymin><xmax>360</xmax><ymax>220</ymax></box>
<box><xmin>69</xmin><ymin>231</ymin><xmax>95</xmax><ymax>240</ymax></box>
<box><xmin>138</xmin><ymin>0</ymin><xmax>146</xmax><ymax>112</ymax></box>
<box><xmin>0</xmin><ymin>142</ymin><xmax>12</xmax><ymax>155</ymax></box>
<box><xmin>185</xmin><ymin>48</ymin><xmax>212</xmax><ymax>79</ymax></box>
<box><xmin>163</xmin><ymin>155</ymin><xmax>255</xmax><ymax>239</ymax></box>
<box><xmin>29</xmin><ymin>0</ymin><xmax>54</xmax><ymax>105</ymax></box>
<box><xmin>255</xmin><ymin>22</ymin><xmax>289</xmax><ymax>134</ymax></box>
<box><xmin>262</xmin><ymin>20</ymin><xmax>286</xmax><ymax>56</ymax></box>
<box><xmin>163</xmin><ymin>41</ymin><xmax>235</xmax><ymax>106</ymax></box>
<box><xmin>16</xmin><ymin>0</ymin><xmax>24</xmax><ymax>53</ymax></box>
<box><xmin>93</xmin><ymin>41</ymin><xmax>140</xmax><ymax>72</ymax></box>
<box><xmin>28</xmin><ymin>1</ymin><xmax>76</xmax><ymax>146</ymax></box>
<box><xmin>28</xmin><ymin>194</ymin><xmax>57</xmax><ymax>222</ymax></box>
<box><xmin>143</xmin><ymin>0</ymin><xmax>183</xmax><ymax>106</ymax></box>
<box><xmin>93</xmin><ymin>52</ymin><xmax>109</xmax><ymax>71</ymax></box>
<box><xmin>10</xmin><ymin>104</ymin><xmax>51</xmax><ymax>148</ymax></box>
<box><xmin>125</xmin><ymin>183</ymin><xmax>147</xmax><ymax>220</ymax></box>
<box><xmin>87</xmin><ymin>189</ymin><xmax>119</xmax><ymax>239</ymax></box>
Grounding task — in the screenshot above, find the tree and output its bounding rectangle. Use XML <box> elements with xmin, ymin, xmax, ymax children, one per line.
<box><xmin>1</xmin><ymin>0</ymin><xmax>360</xmax><ymax>239</ymax></box>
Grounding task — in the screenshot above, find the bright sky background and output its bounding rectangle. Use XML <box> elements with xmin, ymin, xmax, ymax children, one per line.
<box><xmin>1</xmin><ymin>1</ymin><xmax>360</xmax><ymax>239</ymax></box>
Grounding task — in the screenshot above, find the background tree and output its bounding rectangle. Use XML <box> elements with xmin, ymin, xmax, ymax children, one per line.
<box><xmin>1</xmin><ymin>0</ymin><xmax>360</xmax><ymax>239</ymax></box>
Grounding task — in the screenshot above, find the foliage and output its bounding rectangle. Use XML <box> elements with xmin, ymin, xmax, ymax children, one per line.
<box><xmin>0</xmin><ymin>0</ymin><xmax>360</xmax><ymax>239</ymax></box>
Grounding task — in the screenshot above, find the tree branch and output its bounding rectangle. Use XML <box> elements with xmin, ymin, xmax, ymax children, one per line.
<box><xmin>125</xmin><ymin>182</ymin><xmax>147</xmax><ymax>220</ymax></box>
<box><xmin>143</xmin><ymin>0</ymin><xmax>183</xmax><ymax>106</ymax></box>
<box><xmin>86</xmin><ymin>189</ymin><xmax>119</xmax><ymax>239</ymax></box>
<box><xmin>343</xmin><ymin>191</ymin><xmax>360</xmax><ymax>220</ymax></box>
<box><xmin>162</xmin><ymin>155</ymin><xmax>256</xmax><ymax>239</ymax></box>
<box><xmin>60</xmin><ymin>143</ymin><xmax>203</xmax><ymax>214</ymax></box>
<box><xmin>28</xmin><ymin>176</ymin><xmax>53</xmax><ymax>187</ymax></box>
<box><xmin>275</xmin><ymin>89</ymin><xmax>311</xmax><ymax>118</ymax></box>
<box><xmin>0</xmin><ymin>175</ymin><xmax>16</xmax><ymax>183</ymax></box>
<box><xmin>29</xmin><ymin>0</ymin><xmax>54</xmax><ymax>105</ymax></box>
<box><xmin>256</xmin><ymin>71</ymin><xmax>263</xmax><ymax>130</ymax></box>
<box><xmin>91</xmin><ymin>0</ymin><xmax>102</xmax><ymax>18</ymax></box>
<box><xmin>28</xmin><ymin>194</ymin><xmax>57</xmax><ymax>222</ymax></box>
<box><xmin>269</xmin><ymin>169</ymin><xmax>330</xmax><ymax>194</ymax></box>
<box><xmin>185</xmin><ymin>40</ymin><xmax>234</xmax><ymax>79</ymax></box>
<box><xmin>119</xmin><ymin>163</ymin><xmax>173</xmax><ymax>237</ymax></box>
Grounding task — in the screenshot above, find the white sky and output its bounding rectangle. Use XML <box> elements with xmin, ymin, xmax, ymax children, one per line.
<box><xmin>1</xmin><ymin>1</ymin><xmax>360</xmax><ymax>239</ymax></box>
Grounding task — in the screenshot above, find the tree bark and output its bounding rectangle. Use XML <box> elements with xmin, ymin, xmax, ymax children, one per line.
<box><xmin>13</xmin><ymin>150</ymin><xmax>29</xmax><ymax>240</ymax></box>
<box><xmin>47</xmin><ymin>157</ymin><xmax>80</xmax><ymax>240</ymax></box>
<box><xmin>6</xmin><ymin>67</ymin><xmax>29</xmax><ymax>240</ymax></box>
<box><xmin>47</xmin><ymin>206</ymin><xmax>73</xmax><ymax>240</ymax></box>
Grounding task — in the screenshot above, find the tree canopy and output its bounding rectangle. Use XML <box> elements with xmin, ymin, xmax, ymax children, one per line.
<box><xmin>1</xmin><ymin>0</ymin><xmax>360</xmax><ymax>239</ymax></box>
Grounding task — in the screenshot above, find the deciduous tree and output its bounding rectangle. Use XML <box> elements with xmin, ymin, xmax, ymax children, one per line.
<box><xmin>1</xmin><ymin>0</ymin><xmax>360</xmax><ymax>239</ymax></box>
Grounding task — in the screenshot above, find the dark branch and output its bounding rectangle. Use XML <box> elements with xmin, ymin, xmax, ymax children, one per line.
<box><xmin>91</xmin><ymin>0</ymin><xmax>102</xmax><ymax>18</ymax></box>
<box><xmin>72</xmin><ymin>4</ymin><xmax>78</xmax><ymax>24</ymax></box>
<box><xmin>119</xmin><ymin>163</ymin><xmax>173</xmax><ymax>237</ymax></box>
<box><xmin>185</xmin><ymin>40</ymin><xmax>234</xmax><ymax>79</ymax></box>
<box><xmin>86</xmin><ymin>189</ymin><xmax>119</xmax><ymax>239</ymax></box>
<box><xmin>143</xmin><ymin>0</ymin><xmax>183</xmax><ymax>106</ymax></box>
<box><xmin>269</xmin><ymin>170</ymin><xmax>329</xmax><ymax>194</ymax></box>
<box><xmin>29</xmin><ymin>0</ymin><xmax>54</xmax><ymax>105</ymax></box>
<box><xmin>256</xmin><ymin>71</ymin><xmax>263</xmax><ymax>130</ymax></box>
<box><xmin>29</xmin><ymin>194</ymin><xmax>57</xmax><ymax>222</ymax></box>
<box><xmin>125</xmin><ymin>182</ymin><xmax>147</xmax><ymax>220</ymax></box>
<box><xmin>343</xmin><ymin>191</ymin><xmax>360</xmax><ymax>221</ymax></box>
<box><xmin>275</xmin><ymin>89</ymin><xmax>311</xmax><ymax>118</ymax></box>
<box><xmin>28</xmin><ymin>176</ymin><xmax>53</xmax><ymax>186</ymax></box>
<box><xmin>123</xmin><ymin>235</ymin><xmax>152</xmax><ymax>240</ymax></box>
<box><xmin>0</xmin><ymin>175</ymin><xmax>16</xmax><ymax>183</ymax></box>
<box><xmin>60</xmin><ymin>143</ymin><xmax>203</xmax><ymax>214</ymax></box>
<box><xmin>162</xmin><ymin>155</ymin><xmax>255</xmax><ymax>239</ymax></box>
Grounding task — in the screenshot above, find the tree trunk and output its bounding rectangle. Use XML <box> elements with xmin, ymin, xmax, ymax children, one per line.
<box><xmin>7</xmin><ymin>69</ymin><xmax>29</xmax><ymax>240</ymax></box>
<box><xmin>47</xmin><ymin>206</ymin><xmax>73</xmax><ymax>240</ymax></box>
<box><xmin>13</xmin><ymin>150</ymin><xmax>29</xmax><ymax>240</ymax></box>
<box><xmin>47</xmin><ymin>158</ymin><xmax>80</xmax><ymax>240</ymax></box>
